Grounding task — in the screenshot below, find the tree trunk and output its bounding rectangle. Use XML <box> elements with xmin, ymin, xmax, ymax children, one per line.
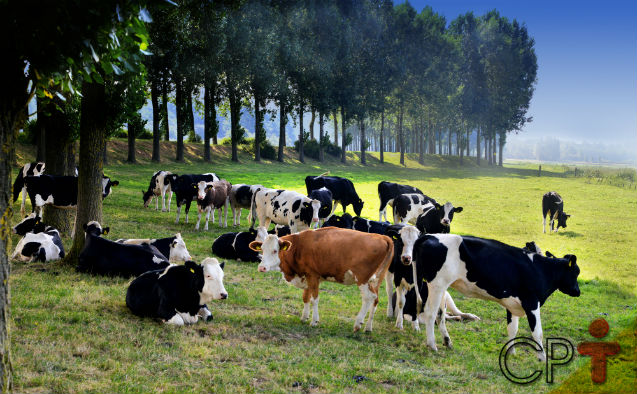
<box><xmin>498</xmin><ymin>131</ymin><xmax>505</xmax><ymax>166</ymax></box>
<box><xmin>418</xmin><ymin>119</ymin><xmax>424</xmax><ymax>164</ymax></box>
<box><xmin>360</xmin><ymin>118</ymin><xmax>366</xmax><ymax>165</ymax></box>
<box><xmin>318</xmin><ymin>111</ymin><xmax>324</xmax><ymax>162</ymax></box>
<box><xmin>203</xmin><ymin>80</ymin><xmax>211</xmax><ymax>161</ymax></box>
<box><xmin>466</xmin><ymin>127</ymin><xmax>470</xmax><ymax>157</ymax></box>
<box><xmin>161</xmin><ymin>76</ymin><xmax>170</xmax><ymax>141</ymax></box>
<box><xmin>175</xmin><ymin>78</ymin><xmax>184</xmax><ymax>162</ymax></box>
<box><xmin>476</xmin><ymin>127</ymin><xmax>481</xmax><ymax>165</ymax></box>
<box><xmin>379</xmin><ymin>111</ymin><xmax>384</xmax><ymax>163</ymax></box>
<box><xmin>278</xmin><ymin>100</ymin><xmax>286</xmax><ymax>162</ymax></box>
<box><xmin>126</xmin><ymin>120</ymin><xmax>136</xmax><ymax>163</ymax></box>
<box><xmin>309</xmin><ymin>107</ymin><xmax>315</xmax><ymax>141</ymax></box>
<box><xmin>35</xmin><ymin>99</ymin><xmax>45</xmax><ymax>162</ymax></box>
<box><xmin>66</xmin><ymin>80</ymin><xmax>106</xmax><ymax>265</ymax></box>
<box><xmin>399</xmin><ymin>104</ymin><xmax>405</xmax><ymax>165</ymax></box>
<box><xmin>229</xmin><ymin>89</ymin><xmax>240</xmax><ymax>162</ymax></box>
<box><xmin>333</xmin><ymin>111</ymin><xmax>338</xmax><ymax>145</ymax></box>
<box><xmin>298</xmin><ymin>101</ymin><xmax>304</xmax><ymax>163</ymax></box>
<box><xmin>254</xmin><ymin>95</ymin><xmax>261</xmax><ymax>162</ymax></box>
<box><xmin>186</xmin><ymin>86</ymin><xmax>195</xmax><ymax>139</ymax></box>
<box><xmin>151</xmin><ymin>78</ymin><xmax>160</xmax><ymax>162</ymax></box>
<box><xmin>448</xmin><ymin>129</ymin><xmax>452</xmax><ymax>156</ymax></box>
<box><xmin>340</xmin><ymin>107</ymin><xmax>346</xmax><ymax>164</ymax></box>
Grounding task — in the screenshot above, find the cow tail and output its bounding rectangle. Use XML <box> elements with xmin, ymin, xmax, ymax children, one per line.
<box><xmin>374</xmin><ymin>238</ymin><xmax>395</xmax><ymax>293</ymax></box>
<box><xmin>248</xmin><ymin>190</ymin><xmax>257</xmax><ymax>229</ymax></box>
<box><xmin>13</xmin><ymin>170</ymin><xmax>24</xmax><ymax>202</ymax></box>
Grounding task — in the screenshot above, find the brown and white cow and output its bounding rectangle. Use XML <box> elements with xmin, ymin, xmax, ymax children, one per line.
<box><xmin>249</xmin><ymin>227</ymin><xmax>394</xmax><ymax>332</ymax></box>
<box><xmin>195</xmin><ymin>179</ymin><xmax>232</xmax><ymax>230</ymax></box>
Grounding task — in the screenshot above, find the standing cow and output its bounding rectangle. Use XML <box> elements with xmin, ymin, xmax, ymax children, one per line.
<box><xmin>308</xmin><ymin>187</ymin><xmax>333</xmax><ymax>228</ymax></box>
<box><xmin>168</xmin><ymin>173</ymin><xmax>219</xmax><ymax>224</ymax></box>
<box><xmin>13</xmin><ymin>162</ymin><xmax>45</xmax><ymax>215</ymax></box>
<box><xmin>249</xmin><ymin>227</ymin><xmax>394</xmax><ymax>332</ymax></box>
<box><xmin>195</xmin><ymin>179</ymin><xmax>232</xmax><ymax>230</ymax></box>
<box><xmin>542</xmin><ymin>191</ymin><xmax>570</xmax><ymax>233</ymax></box>
<box><xmin>304</xmin><ymin>174</ymin><xmax>364</xmax><ymax>217</ymax></box>
<box><xmin>229</xmin><ymin>184</ymin><xmax>264</xmax><ymax>226</ymax></box>
<box><xmin>377</xmin><ymin>181</ymin><xmax>423</xmax><ymax>222</ymax></box>
<box><xmin>143</xmin><ymin>170</ymin><xmax>173</xmax><ymax>211</ymax></box>
<box><xmin>415</xmin><ymin>202</ymin><xmax>463</xmax><ymax>234</ymax></box>
<box><xmin>250</xmin><ymin>189</ymin><xmax>321</xmax><ymax>234</ymax></box>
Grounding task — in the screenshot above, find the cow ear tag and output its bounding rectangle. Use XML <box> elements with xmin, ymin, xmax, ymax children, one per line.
<box><xmin>282</xmin><ymin>245</ymin><xmax>289</xmax><ymax>251</ymax></box>
<box><xmin>190</xmin><ymin>268</ymin><xmax>195</xmax><ymax>273</ymax></box>
<box><xmin>103</xmin><ymin>229</ymin><xmax>109</xmax><ymax>235</ymax></box>
<box><xmin>392</xmin><ymin>235</ymin><xmax>398</xmax><ymax>240</ymax></box>
<box><xmin>568</xmin><ymin>261</ymin><xmax>572</xmax><ymax>267</ymax></box>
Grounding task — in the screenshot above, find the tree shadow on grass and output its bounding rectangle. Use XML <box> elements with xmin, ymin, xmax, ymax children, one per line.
<box><xmin>557</xmin><ymin>231</ymin><xmax>582</xmax><ymax>238</ymax></box>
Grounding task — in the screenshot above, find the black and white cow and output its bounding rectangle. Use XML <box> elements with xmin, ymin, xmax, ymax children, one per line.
<box><xmin>78</xmin><ymin>221</ymin><xmax>172</xmax><ymax>277</ymax></box>
<box><xmin>126</xmin><ymin>258</ymin><xmax>228</xmax><ymax>325</ymax></box>
<box><xmin>377</xmin><ymin>181</ymin><xmax>423</xmax><ymax>222</ymax></box>
<box><xmin>406</xmin><ymin>234</ymin><xmax>580</xmax><ymax>359</ymax></box>
<box><xmin>212</xmin><ymin>226</ymin><xmax>291</xmax><ymax>262</ymax></box>
<box><xmin>11</xmin><ymin>222</ymin><xmax>64</xmax><ymax>262</ymax></box>
<box><xmin>308</xmin><ymin>187</ymin><xmax>333</xmax><ymax>228</ymax></box>
<box><xmin>304</xmin><ymin>174</ymin><xmax>364</xmax><ymax>217</ymax></box>
<box><xmin>195</xmin><ymin>179</ymin><xmax>232</xmax><ymax>230</ymax></box>
<box><xmin>13</xmin><ymin>162</ymin><xmax>46</xmax><ymax>215</ymax></box>
<box><xmin>321</xmin><ymin>213</ymin><xmax>354</xmax><ymax>229</ymax></box>
<box><xmin>143</xmin><ymin>170</ymin><xmax>173</xmax><ymax>211</ymax></box>
<box><xmin>392</xmin><ymin>193</ymin><xmax>436</xmax><ymax>224</ymax></box>
<box><xmin>353</xmin><ymin>217</ymin><xmax>391</xmax><ymax>234</ymax></box>
<box><xmin>542</xmin><ymin>192</ymin><xmax>570</xmax><ymax>233</ymax></box>
<box><xmin>24</xmin><ymin>174</ymin><xmax>118</xmax><ymax>213</ymax></box>
<box><xmin>229</xmin><ymin>184</ymin><xmax>264</xmax><ymax>226</ymax></box>
<box><xmin>168</xmin><ymin>173</ymin><xmax>219</xmax><ymax>224</ymax></box>
<box><xmin>115</xmin><ymin>233</ymin><xmax>192</xmax><ymax>263</ymax></box>
<box><xmin>250</xmin><ymin>189</ymin><xmax>321</xmax><ymax>233</ymax></box>
<box><xmin>415</xmin><ymin>202</ymin><xmax>463</xmax><ymax>234</ymax></box>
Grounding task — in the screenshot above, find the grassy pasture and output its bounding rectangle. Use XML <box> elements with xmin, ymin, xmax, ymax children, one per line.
<box><xmin>8</xmin><ymin>144</ymin><xmax>637</xmax><ymax>393</ymax></box>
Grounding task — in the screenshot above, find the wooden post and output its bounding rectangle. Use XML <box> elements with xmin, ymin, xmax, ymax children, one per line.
<box><xmin>538</xmin><ymin>165</ymin><xmax>542</xmax><ymax>177</ymax></box>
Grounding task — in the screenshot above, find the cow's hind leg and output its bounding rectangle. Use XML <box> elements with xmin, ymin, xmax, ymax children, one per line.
<box><xmin>166</xmin><ymin>191</ymin><xmax>173</xmax><ymax>212</ymax></box>
<box><xmin>437</xmin><ymin>298</ymin><xmax>452</xmax><ymax>348</ymax></box>
<box><xmin>365</xmin><ymin>286</ymin><xmax>380</xmax><ymax>332</ymax></box>
<box><xmin>308</xmin><ymin>281</ymin><xmax>320</xmax><ymax>326</ymax></box>
<box><xmin>525</xmin><ymin>301</ymin><xmax>545</xmax><ymax>361</ymax></box>
<box><xmin>301</xmin><ymin>288</ymin><xmax>311</xmax><ymax>322</ymax></box>
<box><xmin>385</xmin><ymin>272</ymin><xmax>394</xmax><ymax>318</ymax></box>
<box><xmin>505</xmin><ymin>310</ymin><xmax>520</xmax><ymax>355</ymax></box>
<box><xmin>354</xmin><ymin>283</ymin><xmax>376</xmax><ymax>332</ymax></box>
<box><xmin>423</xmin><ymin>283</ymin><xmax>446</xmax><ymax>351</ymax></box>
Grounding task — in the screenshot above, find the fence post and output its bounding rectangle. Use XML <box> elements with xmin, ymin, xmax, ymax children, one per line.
<box><xmin>538</xmin><ymin>165</ymin><xmax>542</xmax><ymax>177</ymax></box>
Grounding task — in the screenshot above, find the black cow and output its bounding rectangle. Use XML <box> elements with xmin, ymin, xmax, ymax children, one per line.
<box><xmin>115</xmin><ymin>233</ymin><xmax>192</xmax><ymax>262</ymax></box>
<box><xmin>415</xmin><ymin>202</ymin><xmax>463</xmax><ymax>234</ymax></box>
<box><xmin>168</xmin><ymin>173</ymin><xmax>219</xmax><ymax>224</ymax></box>
<box><xmin>13</xmin><ymin>162</ymin><xmax>46</xmax><ymax>215</ymax></box>
<box><xmin>126</xmin><ymin>258</ymin><xmax>228</xmax><ymax>325</ymax></box>
<box><xmin>304</xmin><ymin>174</ymin><xmax>364</xmax><ymax>216</ymax></box>
<box><xmin>24</xmin><ymin>174</ymin><xmax>118</xmax><ymax>214</ymax></box>
<box><xmin>406</xmin><ymin>234</ymin><xmax>580</xmax><ymax>359</ymax></box>
<box><xmin>214</xmin><ymin>226</ymin><xmax>291</xmax><ymax>262</ymax></box>
<box><xmin>377</xmin><ymin>181</ymin><xmax>423</xmax><ymax>222</ymax></box>
<box><xmin>229</xmin><ymin>184</ymin><xmax>264</xmax><ymax>226</ymax></box>
<box><xmin>321</xmin><ymin>213</ymin><xmax>354</xmax><ymax>229</ymax></box>
<box><xmin>542</xmin><ymin>192</ymin><xmax>570</xmax><ymax>233</ymax></box>
<box><xmin>353</xmin><ymin>217</ymin><xmax>391</xmax><ymax>234</ymax></box>
<box><xmin>11</xmin><ymin>219</ymin><xmax>64</xmax><ymax>262</ymax></box>
<box><xmin>308</xmin><ymin>187</ymin><xmax>333</xmax><ymax>228</ymax></box>
<box><xmin>78</xmin><ymin>222</ymin><xmax>171</xmax><ymax>277</ymax></box>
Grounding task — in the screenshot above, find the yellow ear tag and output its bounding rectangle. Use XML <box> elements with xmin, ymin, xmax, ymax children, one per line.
<box><xmin>568</xmin><ymin>261</ymin><xmax>572</xmax><ymax>267</ymax></box>
<box><xmin>190</xmin><ymin>268</ymin><xmax>195</xmax><ymax>273</ymax></box>
<box><xmin>392</xmin><ymin>235</ymin><xmax>398</xmax><ymax>240</ymax></box>
<box><xmin>103</xmin><ymin>230</ymin><xmax>108</xmax><ymax>235</ymax></box>
<box><xmin>282</xmin><ymin>245</ymin><xmax>289</xmax><ymax>251</ymax></box>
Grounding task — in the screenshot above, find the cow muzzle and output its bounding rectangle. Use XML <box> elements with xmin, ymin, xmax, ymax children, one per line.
<box><xmin>401</xmin><ymin>255</ymin><xmax>412</xmax><ymax>265</ymax></box>
<box><xmin>258</xmin><ymin>266</ymin><xmax>267</xmax><ymax>273</ymax></box>
<box><xmin>312</xmin><ymin>217</ymin><xmax>319</xmax><ymax>222</ymax></box>
<box><xmin>441</xmin><ymin>219</ymin><xmax>450</xmax><ymax>226</ymax></box>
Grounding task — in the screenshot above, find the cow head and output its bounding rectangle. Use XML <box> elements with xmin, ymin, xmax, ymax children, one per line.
<box><xmin>195</xmin><ymin>181</ymin><xmax>213</xmax><ymax>200</ymax></box>
<box><xmin>142</xmin><ymin>189</ymin><xmax>155</xmax><ymax>208</ymax></box>
<box><xmin>12</xmin><ymin>213</ymin><xmax>42</xmax><ymax>235</ymax></box>
<box><xmin>556</xmin><ymin>254</ymin><xmax>580</xmax><ymax>297</ymax></box>
<box><xmin>300</xmin><ymin>199</ymin><xmax>321</xmax><ymax>225</ymax></box>
<box><xmin>250</xmin><ymin>234</ymin><xmax>291</xmax><ymax>272</ymax></box>
<box><xmin>101</xmin><ymin>176</ymin><xmax>119</xmax><ymax>199</ymax></box>
<box><xmin>273</xmin><ymin>225</ymin><xmax>291</xmax><ymax>237</ymax></box>
<box><xmin>439</xmin><ymin>202</ymin><xmax>462</xmax><ymax>227</ymax></box>
<box><xmin>353</xmin><ymin>198</ymin><xmax>364</xmax><ymax>217</ymax></box>
<box><xmin>189</xmin><ymin>258</ymin><xmax>228</xmax><ymax>304</ymax></box>
<box><xmin>556</xmin><ymin>212</ymin><xmax>570</xmax><ymax>230</ymax></box>
<box><xmin>322</xmin><ymin>213</ymin><xmax>354</xmax><ymax>229</ymax></box>
<box><xmin>523</xmin><ymin>241</ymin><xmax>542</xmax><ymax>255</ymax></box>
<box><xmin>83</xmin><ymin>221</ymin><xmax>109</xmax><ymax>238</ymax></box>
<box><xmin>169</xmin><ymin>233</ymin><xmax>192</xmax><ymax>262</ymax></box>
<box><xmin>386</xmin><ymin>224</ymin><xmax>420</xmax><ymax>266</ymax></box>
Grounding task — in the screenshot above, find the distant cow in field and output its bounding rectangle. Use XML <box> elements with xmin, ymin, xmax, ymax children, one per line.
<box><xmin>377</xmin><ymin>181</ymin><xmax>423</xmax><ymax>222</ymax></box>
<box><xmin>229</xmin><ymin>184</ymin><xmax>264</xmax><ymax>226</ymax></box>
<box><xmin>249</xmin><ymin>228</ymin><xmax>394</xmax><ymax>332</ymax></box>
<box><xmin>78</xmin><ymin>221</ymin><xmax>172</xmax><ymax>277</ymax></box>
<box><xmin>115</xmin><ymin>233</ymin><xmax>191</xmax><ymax>263</ymax></box>
<box><xmin>308</xmin><ymin>187</ymin><xmax>333</xmax><ymax>228</ymax></box>
<box><xmin>143</xmin><ymin>170</ymin><xmax>173</xmax><ymax>211</ymax></box>
<box><xmin>195</xmin><ymin>179</ymin><xmax>232</xmax><ymax>230</ymax></box>
<box><xmin>126</xmin><ymin>258</ymin><xmax>227</xmax><ymax>325</ymax></box>
<box><xmin>168</xmin><ymin>173</ymin><xmax>219</xmax><ymax>224</ymax></box>
<box><xmin>13</xmin><ymin>162</ymin><xmax>45</xmax><ymax>215</ymax></box>
<box><xmin>250</xmin><ymin>189</ymin><xmax>321</xmax><ymax>233</ymax></box>
<box><xmin>542</xmin><ymin>192</ymin><xmax>570</xmax><ymax>233</ymax></box>
<box><xmin>404</xmin><ymin>233</ymin><xmax>580</xmax><ymax>359</ymax></box>
<box><xmin>304</xmin><ymin>173</ymin><xmax>364</xmax><ymax>217</ymax></box>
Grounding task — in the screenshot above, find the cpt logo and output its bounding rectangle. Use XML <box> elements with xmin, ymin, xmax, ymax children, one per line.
<box><xmin>499</xmin><ymin>319</ymin><xmax>620</xmax><ymax>384</ymax></box>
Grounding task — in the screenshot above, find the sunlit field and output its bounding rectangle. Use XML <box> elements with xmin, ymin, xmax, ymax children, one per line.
<box><xmin>9</xmin><ymin>142</ymin><xmax>636</xmax><ymax>393</ymax></box>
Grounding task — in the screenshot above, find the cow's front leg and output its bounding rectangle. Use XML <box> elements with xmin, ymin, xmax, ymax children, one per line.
<box><xmin>175</xmin><ymin>203</ymin><xmax>182</xmax><ymax>223</ymax></box>
<box><xmin>165</xmin><ymin>314</ymin><xmax>185</xmax><ymax>326</ymax></box>
<box><xmin>385</xmin><ymin>273</ymin><xmax>394</xmax><ymax>318</ymax></box>
<box><xmin>423</xmin><ymin>283</ymin><xmax>446</xmax><ymax>352</ymax></box>
<box><xmin>198</xmin><ymin>305</ymin><xmax>213</xmax><ymax>322</ymax></box>
<box><xmin>222</xmin><ymin>199</ymin><xmax>228</xmax><ymax>227</ymax></box>
<box><xmin>365</xmin><ymin>285</ymin><xmax>380</xmax><ymax>332</ymax></box>
<box><xmin>354</xmin><ymin>283</ymin><xmax>376</xmax><ymax>332</ymax></box>
<box><xmin>204</xmin><ymin>208</ymin><xmax>211</xmax><ymax>231</ymax></box>
<box><xmin>185</xmin><ymin>201</ymin><xmax>192</xmax><ymax>223</ymax></box>
<box><xmin>525</xmin><ymin>301</ymin><xmax>545</xmax><ymax>361</ymax></box>
<box><xmin>506</xmin><ymin>310</ymin><xmax>520</xmax><ymax>355</ymax></box>
<box><xmin>301</xmin><ymin>287</ymin><xmax>312</xmax><ymax>322</ymax></box>
<box><xmin>166</xmin><ymin>191</ymin><xmax>173</xmax><ymax>212</ymax></box>
<box><xmin>437</xmin><ymin>299</ymin><xmax>451</xmax><ymax>348</ymax></box>
<box><xmin>195</xmin><ymin>209</ymin><xmax>203</xmax><ymax>231</ymax></box>
<box><xmin>394</xmin><ymin>282</ymin><xmax>408</xmax><ymax>329</ymax></box>
<box><xmin>308</xmin><ymin>280</ymin><xmax>320</xmax><ymax>326</ymax></box>
<box><xmin>542</xmin><ymin>216</ymin><xmax>546</xmax><ymax>233</ymax></box>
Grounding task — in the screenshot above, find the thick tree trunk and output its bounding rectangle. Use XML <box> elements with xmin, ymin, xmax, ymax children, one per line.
<box><xmin>360</xmin><ymin>118</ymin><xmax>366</xmax><ymax>165</ymax></box>
<box><xmin>126</xmin><ymin>121</ymin><xmax>136</xmax><ymax>163</ymax></box>
<box><xmin>318</xmin><ymin>111</ymin><xmax>324</xmax><ymax>162</ymax></box>
<box><xmin>161</xmin><ymin>77</ymin><xmax>170</xmax><ymax>141</ymax></box>
<box><xmin>151</xmin><ymin>78</ymin><xmax>160</xmax><ymax>162</ymax></box>
<box><xmin>340</xmin><ymin>107</ymin><xmax>346</xmax><ymax>164</ymax></box>
<box><xmin>379</xmin><ymin>111</ymin><xmax>384</xmax><ymax>163</ymax></box>
<box><xmin>66</xmin><ymin>80</ymin><xmax>106</xmax><ymax>265</ymax></box>
<box><xmin>254</xmin><ymin>96</ymin><xmax>261</xmax><ymax>162</ymax></box>
<box><xmin>229</xmin><ymin>89</ymin><xmax>240</xmax><ymax>162</ymax></box>
<box><xmin>333</xmin><ymin>111</ymin><xmax>338</xmax><ymax>145</ymax></box>
<box><xmin>498</xmin><ymin>131</ymin><xmax>505</xmax><ymax>166</ymax></box>
<box><xmin>278</xmin><ymin>100</ymin><xmax>286</xmax><ymax>162</ymax></box>
<box><xmin>399</xmin><ymin>104</ymin><xmax>405</xmax><ymax>165</ymax></box>
<box><xmin>298</xmin><ymin>102</ymin><xmax>304</xmax><ymax>163</ymax></box>
<box><xmin>476</xmin><ymin>127</ymin><xmax>481</xmax><ymax>165</ymax></box>
<box><xmin>175</xmin><ymin>78</ymin><xmax>184</xmax><ymax>162</ymax></box>
<box><xmin>309</xmin><ymin>107</ymin><xmax>315</xmax><ymax>141</ymax></box>
<box><xmin>203</xmin><ymin>81</ymin><xmax>211</xmax><ymax>161</ymax></box>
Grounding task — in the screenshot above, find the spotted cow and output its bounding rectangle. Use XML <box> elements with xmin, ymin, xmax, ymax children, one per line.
<box><xmin>377</xmin><ymin>181</ymin><xmax>423</xmax><ymax>222</ymax></box>
<box><xmin>13</xmin><ymin>162</ymin><xmax>45</xmax><ymax>215</ymax></box>
<box><xmin>229</xmin><ymin>184</ymin><xmax>264</xmax><ymax>226</ymax></box>
<box><xmin>250</xmin><ymin>189</ymin><xmax>321</xmax><ymax>234</ymax></box>
<box><xmin>142</xmin><ymin>170</ymin><xmax>173</xmax><ymax>211</ymax></box>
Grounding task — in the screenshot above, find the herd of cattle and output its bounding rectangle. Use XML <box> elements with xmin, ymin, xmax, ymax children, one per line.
<box><xmin>10</xmin><ymin>163</ymin><xmax>577</xmax><ymax>359</ymax></box>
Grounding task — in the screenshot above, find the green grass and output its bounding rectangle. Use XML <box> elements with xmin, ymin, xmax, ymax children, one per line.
<box><xmin>8</xmin><ymin>145</ymin><xmax>637</xmax><ymax>393</ymax></box>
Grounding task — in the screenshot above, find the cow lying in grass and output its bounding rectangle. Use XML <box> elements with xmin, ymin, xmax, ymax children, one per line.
<box><xmin>11</xmin><ymin>214</ymin><xmax>64</xmax><ymax>262</ymax></box>
<box><xmin>115</xmin><ymin>233</ymin><xmax>191</xmax><ymax>263</ymax></box>
<box><xmin>249</xmin><ymin>227</ymin><xmax>394</xmax><ymax>332</ymax></box>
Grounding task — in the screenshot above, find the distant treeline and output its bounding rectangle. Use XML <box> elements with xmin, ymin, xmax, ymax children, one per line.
<box><xmin>504</xmin><ymin>137</ymin><xmax>637</xmax><ymax>165</ymax></box>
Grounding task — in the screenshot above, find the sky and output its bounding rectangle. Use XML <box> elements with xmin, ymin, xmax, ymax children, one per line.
<box><xmin>399</xmin><ymin>0</ymin><xmax>637</xmax><ymax>146</ymax></box>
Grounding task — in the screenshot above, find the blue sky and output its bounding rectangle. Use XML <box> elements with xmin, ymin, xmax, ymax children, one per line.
<box><xmin>399</xmin><ymin>0</ymin><xmax>637</xmax><ymax>146</ymax></box>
